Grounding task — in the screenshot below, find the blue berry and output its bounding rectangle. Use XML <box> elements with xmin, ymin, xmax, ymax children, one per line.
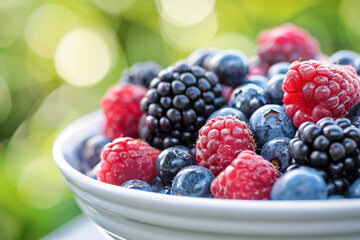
<box><xmin>267</xmin><ymin>62</ymin><xmax>290</xmax><ymax>79</ymax></box>
<box><xmin>346</xmin><ymin>178</ymin><xmax>360</xmax><ymax>198</ymax></box>
<box><xmin>171</xmin><ymin>165</ymin><xmax>215</xmax><ymax>197</ymax></box>
<box><xmin>187</xmin><ymin>47</ymin><xmax>219</xmax><ymax>70</ymax></box>
<box><xmin>229</xmin><ymin>83</ymin><xmax>268</xmax><ymax>118</ymax></box>
<box><xmin>209</xmin><ymin>49</ymin><xmax>249</xmax><ymax>87</ymax></box>
<box><xmin>328</xmin><ymin>194</ymin><xmax>345</xmax><ymax>199</ymax></box>
<box><xmin>156</xmin><ymin>146</ymin><xmax>196</xmax><ymax>185</ymax></box>
<box><xmin>353</xmin><ymin>57</ymin><xmax>360</xmax><ymax>75</ymax></box>
<box><xmin>249</xmin><ymin>104</ymin><xmax>296</xmax><ymax>147</ymax></box>
<box><xmin>331</xmin><ymin>50</ymin><xmax>359</xmax><ymax>65</ymax></box>
<box><xmin>149</xmin><ymin>176</ymin><xmax>167</xmax><ymax>192</ymax></box>
<box><xmin>264</xmin><ymin>74</ymin><xmax>285</xmax><ymax>105</ymax></box>
<box><xmin>246</xmin><ymin>75</ymin><xmax>268</xmax><ymax>89</ymax></box>
<box><xmin>121</xmin><ymin>179</ymin><xmax>153</xmax><ymax>192</ymax></box>
<box><xmin>261</xmin><ymin>137</ymin><xmax>291</xmax><ymax>173</ymax></box>
<box><xmin>207</xmin><ymin>107</ymin><xmax>248</xmax><ymax>123</ymax></box>
<box><xmin>158</xmin><ymin>186</ymin><xmax>172</xmax><ymax>195</ymax></box>
<box><xmin>271</xmin><ymin>167</ymin><xmax>328</xmax><ymax>200</ymax></box>
<box><xmin>120</xmin><ymin>61</ymin><xmax>163</xmax><ymax>88</ymax></box>
<box><xmin>79</xmin><ymin>135</ymin><xmax>110</xmax><ymax>172</ymax></box>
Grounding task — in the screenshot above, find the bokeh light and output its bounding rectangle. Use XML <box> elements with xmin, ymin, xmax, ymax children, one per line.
<box><xmin>209</xmin><ymin>32</ymin><xmax>256</xmax><ymax>57</ymax></box>
<box><xmin>24</xmin><ymin>4</ymin><xmax>77</xmax><ymax>59</ymax></box>
<box><xmin>156</xmin><ymin>0</ymin><xmax>216</xmax><ymax>27</ymax></box>
<box><xmin>0</xmin><ymin>8</ymin><xmax>24</xmax><ymax>48</ymax></box>
<box><xmin>54</xmin><ymin>27</ymin><xmax>118</xmax><ymax>87</ymax></box>
<box><xmin>6</xmin><ymin>84</ymin><xmax>102</xmax><ymax>209</ymax></box>
<box><xmin>160</xmin><ymin>11</ymin><xmax>218</xmax><ymax>51</ymax></box>
<box><xmin>91</xmin><ymin>0</ymin><xmax>135</xmax><ymax>15</ymax></box>
<box><xmin>0</xmin><ymin>0</ymin><xmax>27</xmax><ymax>10</ymax></box>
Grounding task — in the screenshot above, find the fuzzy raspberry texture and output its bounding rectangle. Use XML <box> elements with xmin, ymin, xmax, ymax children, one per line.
<box><xmin>258</xmin><ymin>23</ymin><xmax>319</xmax><ymax>65</ymax></box>
<box><xmin>283</xmin><ymin>60</ymin><xmax>360</xmax><ymax>127</ymax></box>
<box><xmin>102</xmin><ymin>84</ymin><xmax>147</xmax><ymax>140</ymax></box>
<box><xmin>211</xmin><ymin>150</ymin><xmax>281</xmax><ymax>200</ymax></box>
<box><xmin>196</xmin><ymin>115</ymin><xmax>255</xmax><ymax>176</ymax></box>
<box><xmin>97</xmin><ymin>137</ymin><xmax>160</xmax><ymax>186</ymax></box>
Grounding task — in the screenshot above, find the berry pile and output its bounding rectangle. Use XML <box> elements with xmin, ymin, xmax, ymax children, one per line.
<box><xmin>77</xmin><ymin>23</ymin><xmax>360</xmax><ymax>201</ymax></box>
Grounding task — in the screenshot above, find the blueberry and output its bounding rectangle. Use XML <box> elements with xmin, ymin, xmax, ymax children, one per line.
<box><xmin>187</xmin><ymin>47</ymin><xmax>219</xmax><ymax>70</ymax></box>
<box><xmin>328</xmin><ymin>194</ymin><xmax>345</xmax><ymax>199</ymax></box>
<box><xmin>171</xmin><ymin>165</ymin><xmax>215</xmax><ymax>197</ymax></box>
<box><xmin>121</xmin><ymin>180</ymin><xmax>153</xmax><ymax>192</ymax></box>
<box><xmin>207</xmin><ymin>107</ymin><xmax>248</xmax><ymax>123</ymax></box>
<box><xmin>246</xmin><ymin>75</ymin><xmax>268</xmax><ymax>89</ymax></box>
<box><xmin>149</xmin><ymin>176</ymin><xmax>167</xmax><ymax>192</ymax></box>
<box><xmin>209</xmin><ymin>49</ymin><xmax>249</xmax><ymax>87</ymax></box>
<box><xmin>261</xmin><ymin>137</ymin><xmax>291</xmax><ymax>173</ymax></box>
<box><xmin>249</xmin><ymin>104</ymin><xmax>296</xmax><ymax>147</ymax></box>
<box><xmin>156</xmin><ymin>146</ymin><xmax>196</xmax><ymax>185</ymax></box>
<box><xmin>158</xmin><ymin>186</ymin><xmax>172</xmax><ymax>195</ymax></box>
<box><xmin>267</xmin><ymin>62</ymin><xmax>290</xmax><ymax>79</ymax></box>
<box><xmin>229</xmin><ymin>83</ymin><xmax>268</xmax><ymax>118</ymax></box>
<box><xmin>346</xmin><ymin>178</ymin><xmax>360</xmax><ymax>198</ymax></box>
<box><xmin>331</xmin><ymin>50</ymin><xmax>359</xmax><ymax>65</ymax></box>
<box><xmin>353</xmin><ymin>57</ymin><xmax>360</xmax><ymax>75</ymax></box>
<box><xmin>264</xmin><ymin>74</ymin><xmax>285</xmax><ymax>105</ymax></box>
<box><xmin>79</xmin><ymin>135</ymin><xmax>110</xmax><ymax>172</ymax></box>
<box><xmin>347</xmin><ymin>102</ymin><xmax>360</xmax><ymax>118</ymax></box>
<box><xmin>271</xmin><ymin>167</ymin><xmax>328</xmax><ymax>200</ymax></box>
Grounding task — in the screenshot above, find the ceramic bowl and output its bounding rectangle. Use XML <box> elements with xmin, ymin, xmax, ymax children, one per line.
<box><xmin>53</xmin><ymin>110</ymin><xmax>360</xmax><ymax>240</ymax></box>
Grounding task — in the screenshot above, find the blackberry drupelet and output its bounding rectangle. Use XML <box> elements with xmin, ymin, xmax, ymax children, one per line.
<box><xmin>288</xmin><ymin>117</ymin><xmax>360</xmax><ymax>195</ymax></box>
<box><xmin>141</xmin><ymin>62</ymin><xmax>226</xmax><ymax>149</ymax></box>
<box><xmin>120</xmin><ymin>61</ymin><xmax>163</xmax><ymax>88</ymax></box>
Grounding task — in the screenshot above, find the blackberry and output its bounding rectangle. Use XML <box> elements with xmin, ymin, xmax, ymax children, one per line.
<box><xmin>119</xmin><ymin>61</ymin><xmax>163</xmax><ymax>88</ymax></box>
<box><xmin>141</xmin><ymin>62</ymin><xmax>226</xmax><ymax>149</ymax></box>
<box><xmin>288</xmin><ymin>117</ymin><xmax>360</xmax><ymax>195</ymax></box>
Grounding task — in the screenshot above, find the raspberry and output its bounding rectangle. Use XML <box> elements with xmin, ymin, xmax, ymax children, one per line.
<box><xmin>196</xmin><ymin>115</ymin><xmax>255</xmax><ymax>176</ymax></box>
<box><xmin>97</xmin><ymin>137</ymin><xmax>160</xmax><ymax>186</ymax></box>
<box><xmin>283</xmin><ymin>60</ymin><xmax>360</xmax><ymax>127</ymax></box>
<box><xmin>257</xmin><ymin>23</ymin><xmax>319</xmax><ymax>65</ymax></box>
<box><xmin>102</xmin><ymin>84</ymin><xmax>147</xmax><ymax>140</ymax></box>
<box><xmin>211</xmin><ymin>150</ymin><xmax>281</xmax><ymax>200</ymax></box>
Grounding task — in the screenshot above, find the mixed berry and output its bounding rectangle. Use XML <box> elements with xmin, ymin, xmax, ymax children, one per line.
<box><xmin>78</xmin><ymin>23</ymin><xmax>360</xmax><ymax>200</ymax></box>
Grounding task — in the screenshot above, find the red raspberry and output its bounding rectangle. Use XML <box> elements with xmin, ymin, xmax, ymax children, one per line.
<box><xmin>257</xmin><ymin>23</ymin><xmax>319</xmax><ymax>65</ymax></box>
<box><xmin>283</xmin><ymin>60</ymin><xmax>360</xmax><ymax>127</ymax></box>
<box><xmin>211</xmin><ymin>150</ymin><xmax>281</xmax><ymax>200</ymax></box>
<box><xmin>102</xmin><ymin>84</ymin><xmax>147</xmax><ymax>140</ymax></box>
<box><xmin>196</xmin><ymin>115</ymin><xmax>255</xmax><ymax>176</ymax></box>
<box><xmin>97</xmin><ymin>137</ymin><xmax>160</xmax><ymax>186</ymax></box>
<box><xmin>221</xmin><ymin>85</ymin><xmax>234</xmax><ymax>104</ymax></box>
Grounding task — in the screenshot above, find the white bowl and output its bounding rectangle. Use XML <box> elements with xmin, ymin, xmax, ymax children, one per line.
<box><xmin>53</xmin><ymin>110</ymin><xmax>360</xmax><ymax>240</ymax></box>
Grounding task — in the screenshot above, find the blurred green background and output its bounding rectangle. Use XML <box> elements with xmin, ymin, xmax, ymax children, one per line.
<box><xmin>1</xmin><ymin>0</ymin><xmax>360</xmax><ymax>239</ymax></box>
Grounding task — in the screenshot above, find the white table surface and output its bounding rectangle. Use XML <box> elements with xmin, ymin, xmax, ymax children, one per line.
<box><xmin>40</xmin><ymin>214</ymin><xmax>107</xmax><ymax>240</ymax></box>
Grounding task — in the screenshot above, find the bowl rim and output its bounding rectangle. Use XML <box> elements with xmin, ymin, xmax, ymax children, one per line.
<box><xmin>53</xmin><ymin>110</ymin><xmax>360</xmax><ymax>212</ymax></box>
